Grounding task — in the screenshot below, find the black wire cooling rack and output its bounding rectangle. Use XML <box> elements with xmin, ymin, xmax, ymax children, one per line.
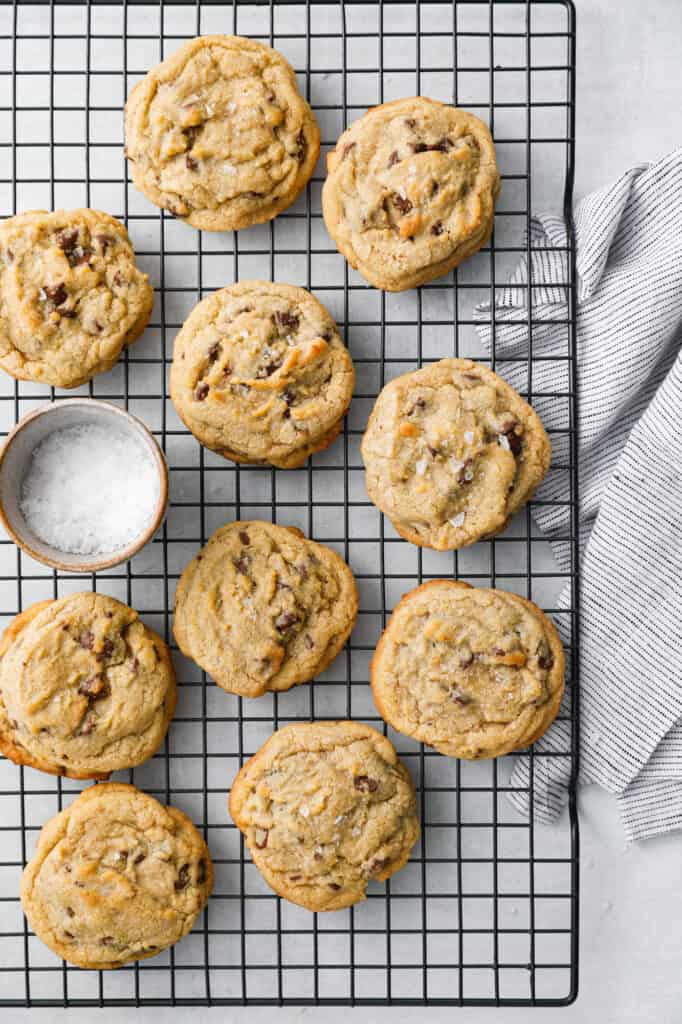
<box><xmin>0</xmin><ymin>0</ymin><xmax>579</xmax><ymax>1008</ymax></box>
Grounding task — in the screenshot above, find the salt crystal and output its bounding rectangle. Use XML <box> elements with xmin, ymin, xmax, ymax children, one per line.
<box><xmin>334</xmin><ymin>814</ymin><xmax>345</xmax><ymax>824</ymax></box>
<box><xmin>463</xmin><ymin>430</ymin><xmax>474</xmax><ymax>444</ymax></box>
<box><xmin>223</xmin><ymin>162</ymin><xmax>236</xmax><ymax>175</ymax></box>
<box><xmin>449</xmin><ymin>512</ymin><xmax>465</xmax><ymax>528</ymax></box>
<box><xmin>227</xmin><ymin>101</ymin><xmax>237</xmax><ymax>114</ymax></box>
<box><xmin>498</xmin><ymin>433</ymin><xmax>511</xmax><ymax>451</ymax></box>
<box><xmin>300</xmin><ymin>805</ymin><xmax>310</xmax><ymax>818</ymax></box>
<box><xmin>351</xmin><ymin>826</ymin><xmax>361</xmax><ymax>837</ymax></box>
<box><xmin>415</xmin><ymin>457</ymin><xmax>428</xmax><ymax>476</ymax></box>
<box><xmin>449</xmin><ymin>458</ymin><xmax>464</xmax><ymax>474</ymax></box>
<box><xmin>20</xmin><ymin>423</ymin><xmax>160</xmax><ymax>557</ymax></box>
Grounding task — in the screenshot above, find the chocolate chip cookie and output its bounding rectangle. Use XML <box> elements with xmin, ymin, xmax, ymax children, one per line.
<box><xmin>0</xmin><ymin>594</ymin><xmax>176</xmax><ymax>779</ymax></box>
<box><xmin>361</xmin><ymin>358</ymin><xmax>551</xmax><ymax>550</ymax></box>
<box><xmin>322</xmin><ymin>97</ymin><xmax>500</xmax><ymax>291</ymax></box>
<box><xmin>371</xmin><ymin>580</ymin><xmax>565</xmax><ymax>759</ymax></box>
<box><xmin>21</xmin><ymin>782</ymin><xmax>213</xmax><ymax>969</ymax></box>
<box><xmin>170</xmin><ymin>281</ymin><xmax>354</xmax><ymax>468</ymax></box>
<box><xmin>229</xmin><ymin>721</ymin><xmax>420</xmax><ymax>911</ymax></box>
<box><xmin>125</xmin><ymin>35</ymin><xmax>320</xmax><ymax>231</ymax></box>
<box><xmin>0</xmin><ymin>209</ymin><xmax>153</xmax><ymax>388</ymax></box>
<box><xmin>174</xmin><ymin>521</ymin><xmax>357</xmax><ymax>698</ymax></box>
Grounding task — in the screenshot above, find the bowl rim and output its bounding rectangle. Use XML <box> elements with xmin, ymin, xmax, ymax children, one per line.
<box><xmin>0</xmin><ymin>397</ymin><xmax>169</xmax><ymax>573</ymax></box>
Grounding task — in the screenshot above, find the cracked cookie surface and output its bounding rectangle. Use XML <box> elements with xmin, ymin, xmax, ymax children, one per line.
<box><xmin>0</xmin><ymin>209</ymin><xmax>153</xmax><ymax>388</ymax></box>
<box><xmin>322</xmin><ymin>97</ymin><xmax>500</xmax><ymax>291</ymax></box>
<box><xmin>174</xmin><ymin>521</ymin><xmax>358</xmax><ymax>698</ymax></box>
<box><xmin>170</xmin><ymin>281</ymin><xmax>354</xmax><ymax>468</ymax></box>
<box><xmin>21</xmin><ymin>782</ymin><xmax>213</xmax><ymax>969</ymax></box>
<box><xmin>125</xmin><ymin>35</ymin><xmax>320</xmax><ymax>231</ymax></box>
<box><xmin>0</xmin><ymin>594</ymin><xmax>176</xmax><ymax>779</ymax></box>
<box><xmin>361</xmin><ymin>358</ymin><xmax>551</xmax><ymax>550</ymax></box>
<box><xmin>229</xmin><ymin>721</ymin><xmax>420</xmax><ymax>911</ymax></box>
<box><xmin>371</xmin><ymin>580</ymin><xmax>565</xmax><ymax>759</ymax></box>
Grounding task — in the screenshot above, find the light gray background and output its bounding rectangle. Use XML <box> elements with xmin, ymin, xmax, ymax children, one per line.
<box><xmin>6</xmin><ymin>0</ymin><xmax>682</xmax><ymax>1021</ymax></box>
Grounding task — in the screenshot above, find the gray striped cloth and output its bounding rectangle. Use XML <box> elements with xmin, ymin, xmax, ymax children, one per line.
<box><xmin>474</xmin><ymin>148</ymin><xmax>682</xmax><ymax>841</ymax></box>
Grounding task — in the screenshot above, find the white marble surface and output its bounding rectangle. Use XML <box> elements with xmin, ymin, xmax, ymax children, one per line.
<box><xmin>7</xmin><ymin>0</ymin><xmax>682</xmax><ymax>1021</ymax></box>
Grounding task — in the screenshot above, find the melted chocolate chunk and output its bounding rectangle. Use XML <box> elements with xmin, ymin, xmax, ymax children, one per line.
<box><xmin>342</xmin><ymin>142</ymin><xmax>356</xmax><ymax>160</ymax></box>
<box><xmin>505</xmin><ymin>429</ymin><xmax>522</xmax><ymax>455</ymax></box>
<box><xmin>239</xmin><ymin>531</ymin><xmax>251</xmax><ymax>546</ymax></box>
<box><xmin>186</xmin><ymin>154</ymin><xmax>198</xmax><ymax>171</ymax></box>
<box><xmin>96</xmin><ymin>639</ymin><xmax>114</xmax><ymax>662</ymax></box>
<box><xmin>538</xmin><ymin>654</ymin><xmax>554</xmax><ymax>670</ymax></box>
<box><xmin>275</xmin><ymin>611</ymin><xmax>300</xmax><ymax>633</ymax></box>
<box><xmin>96</xmin><ymin>234</ymin><xmax>112</xmax><ymax>253</ymax></box>
<box><xmin>78</xmin><ymin>675</ymin><xmax>107</xmax><ymax>699</ymax></box>
<box><xmin>174</xmin><ymin>864</ymin><xmax>190</xmax><ymax>890</ymax></box>
<box><xmin>431</xmin><ymin>220</ymin><xmax>444</xmax><ymax>236</ymax></box>
<box><xmin>354</xmin><ymin>775</ymin><xmax>378</xmax><ymax>793</ymax></box>
<box><xmin>273</xmin><ymin>310</ymin><xmax>300</xmax><ymax>332</ymax></box>
<box><xmin>404</xmin><ymin>118</ymin><xmax>417</xmax><ymax>130</ymax></box>
<box><xmin>79</xmin><ymin>631</ymin><xmax>94</xmax><ymax>650</ymax></box>
<box><xmin>194</xmin><ymin>383</ymin><xmax>209</xmax><ymax>401</ymax></box>
<box><xmin>183</xmin><ymin>125</ymin><xmax>202</xmax><ymax>149</ymax></box>
<box><xmin>197</xmin><ymin>858</ymin><xmax>208</xmax><ymax>885</ymax></box>
<box><xmin>296</xmin><ymin>128</ymin><xmax>307</xmax><ymax>160</ymax></box>
<box><xmin>208</xmin><ymin>342</ymin><xmax>220</xmax><ymax>363</ymax></box>
<box><xmin>235</xmin><ymin>555</ymin><xmax>250</xmax><ymax>575</ymax></box>
<box><xmin>387</xmin><ymin>150</ymin><xmax>399</xmax><ymax>168</ymax></box>
<box><xmin>42</xmin><ymin>283</ymin><xmax>67</xmax><ymax>307</ymax></box>
<box><xmin>134</xmin><ymin>852</ymin><xmax>146</xmax><ymax>864</ymax></box>
<box><xmin>328</xmin><ymin>882</ymin><xmax>342</xmax><ymax>891</ymax></box>
<box><xmin>256</xmin><ymin>360</ymin><xmax>281</xmax><ymax>379</ymax></box>
<box><xmin>392</xmin><ymin>192</ymin><xmax>413</xmax><ymax>216</ymax></box>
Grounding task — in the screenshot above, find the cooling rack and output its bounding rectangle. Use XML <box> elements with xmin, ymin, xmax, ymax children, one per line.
<box><xmin>0</xmin><ymin>0</ymin><xmax>579</xmax><ymax>1007</ymax></box>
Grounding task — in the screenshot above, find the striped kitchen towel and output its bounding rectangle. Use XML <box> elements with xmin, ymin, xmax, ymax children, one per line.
<box><xmin>474</xmin><ymin>148</ymin><xmax>682</xmax><ymax>842</ymax></box>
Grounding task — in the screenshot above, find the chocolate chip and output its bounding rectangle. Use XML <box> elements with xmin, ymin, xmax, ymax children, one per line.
<box><xmin>296</xmin><ymin>128</ymin><xmax>306</xmax><ymax>160</ymax></box>
<box><xmin>66</xmin><ymin>906</ymin><xmax>75</xmax><ymax>917</ymax></box>
<box><xmin>183</xmin><ymin>125</ymin><xmax>201</xmax><ymax>148</ymax></box>
<box><xmin>407</xmin><ymin>398</ymin><xmax>426</xmax><ymax>415</ymax></box>
<box><xmin>304</xmin><ymin>634</ymin><xmax>314</xmax><ymax>650</ymax></box>
<box><xmin>60</xmin><ymin>310</ymin><xmax>77</xmax><ymax>318</ymax></box>
<box><xmin>342</xmin><ymin>142</ymin><xmax>356</xmax><ymax>160</ymax></box>
<box><xmin>197</xmin><ymin>858</ymin><xmax>208</xmax><ymax>884</ymax></box>
<box><xmin>132</xmin><ymin>657</ymin><xmax>140</xmax><ymax>673</ymax></box>
<box><xmin>195</xmin><ymin>383</ymin><xmax>209</xmax><ymax>401</ymax></box>
<box><xmin>239</xmin><ymin>531</ymin><xmax>250</xmax><ymax>545</ymax></box>
<box><xmin>208</xmin><ymin>342</ymin><xmax>220</xmax><ymax>362</ymax></box>
<box><xmin>96</xmin><ymin>639</ymin><xmax>114</xmax><ymax>662</ymax></box>
<box><xmin>70</xmin><ymin>247</ymin><xmax>92</xmax><ymax>267</ymax></box>
<box><xmin>94</xmin><ymin>320</ymin><xmax>102</xmax><ymax>332</ymax></box>
<box><xmin>78</xmin><ymin>676</ymin><xmax>107</xmax><ymax>699</ymax></box>
<box><xmin>79</xmin><ymin>631</ymin><xmax>94</xmax><ymax>650</ymax></box>
<box><xmin>174</xmin><ymin>864</ymin><xmax>190</xmax><ymax>890</ymax></box>
<box><xmin>42</xmin><ymin>283</ymin><xmax>67</xmax><ymax>307</ymax></box>
<box><xmin>404</xmin><ymin>118</ymin><xmax>417</xmax><ymax>129</ymax></box>
<box><xmin>282</xmin><ymin>389</ymin><xmax>296</xmax><ymax>408</ymax></box>
<box><xmin>275</xmin><ymin>611</ymin><xmax>299</xmax><ymax>633</ymax></box>
<box><xmin>431</xmin><ymin>220</ymin><xmax>444</xmax><ymax>236</ymax></box>
<box><xmin>101</xmin><ymin>936</ymin><xmax>113</xmax><ymax>946</ymax></box>
<box><xmin>186</xmin><ymin>154</ymin><xmax>198</xmax><ymax>171</ymax></box>
<box><xmin>117</xmin><ymin>851</ymin><xmax>128</xmax><ymax>866</ymax></box>
<box><xmin>538</xmin><ymin>654</ymin><xmax>554</xmax><ymax>670</ymax></box>
<box><xmin>289</xmin><ymin>874</ymin><xmax>302</xmax><ymax>881</ymax></box>
<box><xmin>505</xmin><ymin>429</ymin><xmax>522</xmax><ymax>455</ymax></box>
<box><xmin>235</xmin><ymin>555</ymin><xmax>250</xmax><ymax>575</ymax></box>
<box><xmin>314</xmin><ymin>851</ymin><xmax>323</xmax><ymax>862</ymax></box>
<box><xmin>254</xmin><ymin>828</ymin><xmax>268</xmax><ymax>849</ymax></box>
<box><xmin>410</xmin><ymin>137</ymin><xmax>452</xmax><ymax>154</ymax></box>
<box><xmin>392</xmin><ymin>192</ymin><xmax>413</xmax><ymax>216</ymax></box>
<box><xmin>273</xmin><ymin>310</ymin><xmax>300</xmax><ymax>332</ymax></box>
<box><xmin>96</xmin><ymin>234</ymin><xmax>111</xmax><ymax>253</ymax></box>
<box><xmin>56</xmin><ymin>228</ymin><xmax>78</xmax><ymax>255</ymax></box>
<box><xmin>134</xmin><ymin>852</ymin><xmax>146</xmax><ymax>864</ymax></box>
<box><xmin>370</xmin><ymin>857</ymin><xmax>388</xmax><ymax>875</ymax></box>
<box><xmin>328</xmin><ymin>883</ymin><xmax>342</xmax><ymax>891</ymax></box>
<box><xmin>256</xmin><ymin>360</ymin><xmax>281</xmax><ymax>379</ymax></box>
<box><xmin>411</xmin><ymin>141</ymin><xmax>428</xmax><ymax>154</ymax></box>
<box><xmin>431</xmin><ymin>180</ymin><xmax>439</xmax><ymax>195</ymax></box>
<box><xmin>354</xmin><ymin>775</ymin><xmax>378</xmax><ymax>793</ymax></box>
<box><xmin>6</xmin><ymin>248</ymin><xmax>14</xmax><ymax>262</ymax></box>
<box><xmin>64</xmin><ymin>931</ymin><xmax>75</xmax><ymax>940</ymax></box>
<box><xmin>387</xmin><ymin>150</ymin><xmax>399</xmax><ymax>168</ymax></box>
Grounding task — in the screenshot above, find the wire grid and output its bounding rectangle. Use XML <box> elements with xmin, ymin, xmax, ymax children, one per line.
<box><xmin>0</xmin><ymin>0</ymin><xmax>579</xmax><ymax>1008</ymax></box>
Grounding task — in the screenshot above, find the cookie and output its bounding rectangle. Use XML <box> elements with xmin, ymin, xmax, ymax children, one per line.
<box><xmin>0</xmin><ymin>209</ymin><xmax>153</xmax><ymax>388</ymax></box>
<box><xmin>361</xmin><ymin>358</ymin><xmax>551</xmax><ymax>550</ymax></box>
<box><xmin>371</xmin><ymin>580</ymin><xmax>565</xmax><ymax>760</ymax></box>
<box><xmin>229</xmin><ymin>721</ymin><xmax>419</xmax><ymax>911</ymax></box>
<box><xmin>0</xmin><ymin>594</ymin><xmax>176</xmax><ymax>779</ymax></box>
<box><xmin>125</xmin><ymin>35</ymin><xmax>320</xmax><ymax>232</ymax></box>
<box><xmin>170</xmin><ymin>281</ymin><xmax>354</xmax><ymax>468</ymax></box>
<box><xmin>173</xmin><ymin>521</ymin><xmax>358</xmax><ymax>698</ymax></box>
<box><xmin>20</xmin><ymin>782</ymin><xmax>213</xmax><ymax>969</ymax></box>
<box><xmin>322</xmin><ymin>97</ymin><xmax>500</xmax><ymax>291</ymax></box>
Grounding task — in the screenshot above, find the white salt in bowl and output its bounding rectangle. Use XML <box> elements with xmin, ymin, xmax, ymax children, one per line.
<box><xmin>0</xmin><ymin>398</ymin><xmax>168</xmax><ymax>572</ymax></box>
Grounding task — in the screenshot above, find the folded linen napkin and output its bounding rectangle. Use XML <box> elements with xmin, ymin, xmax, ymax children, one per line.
<box><xmin>474</xmin><ymin>149</ymin><xmax>682</xmax><ymax>841</ymax></box>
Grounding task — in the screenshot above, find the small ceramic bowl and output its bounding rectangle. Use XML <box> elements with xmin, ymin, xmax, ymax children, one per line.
<box><xmin>0</xmin><ymin>398</ymin><xmax>168</xmax><ymax>572</ymax></box>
